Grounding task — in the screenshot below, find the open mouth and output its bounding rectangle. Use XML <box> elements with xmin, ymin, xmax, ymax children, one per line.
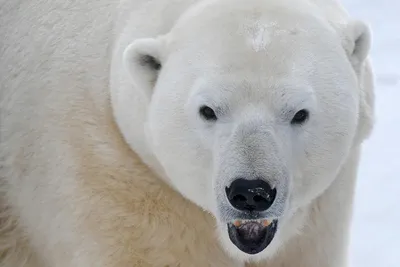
<box><xmin>227</xmin><ymin>219</ymin><xmax>278</xmax><ymax>255</ymax></box>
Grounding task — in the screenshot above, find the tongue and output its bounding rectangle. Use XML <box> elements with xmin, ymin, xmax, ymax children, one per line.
<box><xmin>237</xmin><ymin>222</ymin><xmax>265</xmax><ymax>242</ymax></box>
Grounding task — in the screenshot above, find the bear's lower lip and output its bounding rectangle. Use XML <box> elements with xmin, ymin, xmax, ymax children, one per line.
<box><xmin>227</xmin><ymin>219</ymin><xmax>278</xmax><ymax>255</ymax></box>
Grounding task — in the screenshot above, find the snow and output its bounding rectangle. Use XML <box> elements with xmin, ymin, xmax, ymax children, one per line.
<box><xmin>341</xmin><ymin>0</ymin><xmax>400</xmax><ymax>266</ymax></box>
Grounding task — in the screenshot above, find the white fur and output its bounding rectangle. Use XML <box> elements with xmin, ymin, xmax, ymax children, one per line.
<box><xmin>0</xmin><ymin>0</ymin><xmax>374</xmax><ymax>266</ymax></box>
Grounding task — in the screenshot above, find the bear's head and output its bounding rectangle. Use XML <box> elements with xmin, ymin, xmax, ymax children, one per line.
<box><xmin>119</xmin><ymin>0</ymin><xmax>373</xmax><ymax>261</ymax></box>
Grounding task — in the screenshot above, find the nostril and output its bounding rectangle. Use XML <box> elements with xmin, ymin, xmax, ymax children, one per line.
<box><xmin>253</xmin><ymin>195</ymin><xmax>266</xmax><ymax>203</ymax></box>
<box><xmin>225</xmin><ymin>178</ymin><xmax>276</xmax><ymax>212</ymax></box>
<box><xmin>233</xmin><ymin>194</ymin><xmax>247</xmax><ymax>202</ymax></box>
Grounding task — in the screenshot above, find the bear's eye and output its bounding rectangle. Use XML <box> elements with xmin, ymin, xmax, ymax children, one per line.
<box><xmin>291</xmin><ymin>109</ymin><xmax>309</xmax><ymax>125</ymax></box>
<box><xmin>199</xmin><ymin>105</ymin><xmax>217</xmax><ymax>121</ymax></box>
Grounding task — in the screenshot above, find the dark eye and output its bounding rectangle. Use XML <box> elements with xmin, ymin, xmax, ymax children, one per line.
<box><xmin>291</xmin><ymin>109</ymin><xmax>309</xmax><ymax>125</ymax></box>
<box><xmin>199</xmin><ymin>105</ymin><xmax>217</xmax><ymax>121</ymax></box>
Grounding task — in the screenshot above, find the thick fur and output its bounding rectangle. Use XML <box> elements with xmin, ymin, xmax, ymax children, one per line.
<box><xmin>0</xmin><ymin>0</ymin><xmax>374</xmax><ymax>267</ymax></box>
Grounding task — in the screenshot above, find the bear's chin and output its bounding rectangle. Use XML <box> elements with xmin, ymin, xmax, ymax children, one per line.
<box><xmin>227</xmin><ymin>219</ymin><xmax>278</xmax><ymax>255</ymax></box>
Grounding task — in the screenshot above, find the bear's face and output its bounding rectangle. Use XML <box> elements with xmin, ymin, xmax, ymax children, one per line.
<box><xmin>121</xmin><ymin>0</ymin><xmax>371</xmax><ymax>261</ymax></box>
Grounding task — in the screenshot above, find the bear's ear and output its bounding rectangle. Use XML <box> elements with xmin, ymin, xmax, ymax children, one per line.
<box><xmin>123</xmin><ymin>37</ymin><xmax>166</xmax><ymax>97</ymax></box>
<box><xmin>341</xmin><ymin>21</ymin><xmax>375</xmax><ymax>143</ymax></box>
<box><xmin>341</xmin><ymin>20</ymin><xmax>372</xmax><ymax>72</ymax></box>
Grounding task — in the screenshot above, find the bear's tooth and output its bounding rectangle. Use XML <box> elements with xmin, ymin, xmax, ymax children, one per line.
<box><xmin>233</xmin><ymin>220</ymin><xmax>242</xmax><ymax>227</ymax></box>
<box><xmin>262</xmin><ymin>220</ymin><xmax>271</xmax><ymax>226</ymax></box>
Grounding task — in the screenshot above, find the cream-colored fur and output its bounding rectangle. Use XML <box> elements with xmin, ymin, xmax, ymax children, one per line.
<box><xmin>0</xmin><ymin>0</ymin><xmax>374</xmax><ymax>266</ymax></box>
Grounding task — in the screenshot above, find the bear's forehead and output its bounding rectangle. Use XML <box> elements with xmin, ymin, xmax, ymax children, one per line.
<box><xmin>167</xmin><ymin>0</ymin><xmax>345</xmax><ymax>96</ymax></box>
<box><xmin>172</xmin><ymin>25</ymin><xmax>325</xmax><ymax>84</ymax></box>
<box><xmin>169</xmin><ymin>1</ymin><xmax>339</xmax><ymax>67</ymax></box>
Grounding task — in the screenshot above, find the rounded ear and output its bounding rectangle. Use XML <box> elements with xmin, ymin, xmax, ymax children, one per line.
<box><xmin>341</xmin><ymin>20</ymin><xmax>372</xmax><ymax>72</ymax></box>
<box><xmin>340</xmin><ymin>21</ymin><xmax>375</xmax><ymax>143</ymax></box>
<box><xmin>123</xmin><ymin>37</ymin><xmax>166</xmax><ymax>98</ymax></box>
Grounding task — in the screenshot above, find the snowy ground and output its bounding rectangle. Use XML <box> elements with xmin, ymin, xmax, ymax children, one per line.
<box><xmin>341</xmin><ymin>1</ymin><xmax>400</xmax><ymax>266</ymax></box>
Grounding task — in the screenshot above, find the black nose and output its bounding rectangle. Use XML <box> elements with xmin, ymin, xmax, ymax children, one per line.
<box><xmin>225</xmin><ymin>178</ymin><xmax>277</xmax><ymax>212</ymax></box>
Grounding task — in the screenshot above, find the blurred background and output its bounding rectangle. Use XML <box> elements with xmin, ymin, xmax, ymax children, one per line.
<box><xmin>341</xmin><ymin>1</ymin><xmax>400</xmax><ymax>266</ymax></box>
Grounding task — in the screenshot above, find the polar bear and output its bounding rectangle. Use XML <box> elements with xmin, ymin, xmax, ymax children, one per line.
<box><xmin>0</xmin><ymin>0</ymin><xmax>374</xmax><ymax>266</ymax></box>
